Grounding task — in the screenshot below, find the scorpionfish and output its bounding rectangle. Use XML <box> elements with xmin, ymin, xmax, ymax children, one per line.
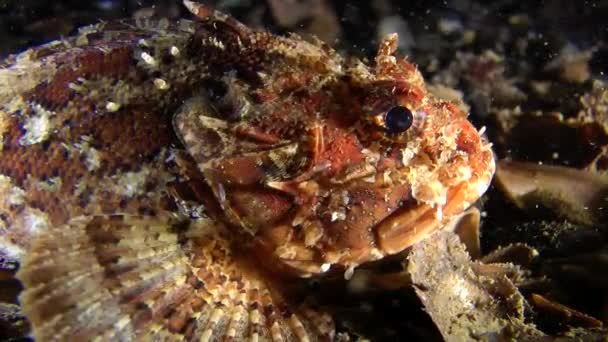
<box><xmin>0</xmin><ymin>1</ymin><xmax>494</xmax><ymax>340</ymax></box>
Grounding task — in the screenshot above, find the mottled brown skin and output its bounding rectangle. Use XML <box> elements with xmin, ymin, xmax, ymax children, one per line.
<box><xmin>0</xmin><ymin>20</ymin><xmax>200</xmax><ymax>259</ymax></box>
<box><xmin>0</xmin><ymin>1</ymin><xmax>493</xmax><ymax>340</ymax></box>
<box><xmin>175</xmin><ymin>5</ymin><xmax>494</xmax><ymax>275</ymax></box>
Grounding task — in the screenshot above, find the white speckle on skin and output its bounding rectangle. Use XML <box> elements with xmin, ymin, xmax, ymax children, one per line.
<box><xmin>412</xmin><ymin>178</ymin><xmax>447</xmax><ymax>208</ymax></box>
<box><xmin>19</xmin><ymin>103</ymin><xmax>53</xmax><ymax>146</ymax></box>
<box><xmin>73</xmin><ymin>179</ymin><xmax>87</xmax><ymax>197</ymax></box>
<box><xmin>114</xmin><ymin>315</ymin><xmax>131</xmax><ymax>330</ymax></box>
<box><xmin>401</xmin><ymin>146</ymin><xmax>417</xmax><ymax>166</ymax></box>
<box><xmin>34</xmin><ymin>177</ymin><xmax>62</xmax><ymax>192</ymax></box>
<box><xmin>0</xmin><ymin>111</ymin><xmax>9</xmax><ymax>151</ymax></box>
<box><xmin>435</xmin><ymin>205</ymin><xmax>443</xmax><ymax>222</ymax></box>
<box><xmin>330</xmin><ymin>211</ymin><xmax>346</xmax><ymax>222</ymax></box>
<box><xmin>203</xmin><ymin>37</ymin><xmax>225</xmax><ymax>50</ymax></box>
<box><xmin>85</xmin><ymin>148</ymin><xmax>101</xmax><ymax>171</ymax></box>
<box><xmin>369</xmin><ymin>248</ymin><xmax>384</xmax><ymax>260</ymax></box>
<box><xmin>362</xmin><ymin>174</ymin><xmax>377</xmax><ymax>183</ymax></box>
<box><xmin>170</xmin><ymin>46</ymin><xmax>180</xmax><ymax>56</ymax></box>
<box><xmin>22</xmin><ymin>208</ymin><xmax>50</xmax><ymax>234</ymax></box>
<box><xmin>455</xmin><ymin>165</ymin><xmax>473</xmax><ymax>183</ymax></box>
<box><xmin>106</xmin><ymin>101</ymin><xmax>121</xmax><ymax>112</ymax></box>
<box><xmin>68</xmin><ymin>82</ymin><xmax>85</xmax><ymax>92</ymax></box>
<box><xmin>0</xmin><ymin>175</ymin><xmax>25</xmax><ymax>206</ymax></box>
<box><xmin>383</xmin><ymin>170</ymin><xmax>392</xmax><ymax>185</ymax></box>
<box><xmin>112</xmin><ymin>168</ymin><xmax>151</xmax><ymax>197</ymax></box>
<box><xmin>140</xmin><ymin>51</ymin><xmax>157</xmax><ymax>66</ymax></box>
<box><xmin>153</xmin><ymin>78</ymin><xmax>170</xmax><ymax>90</ymax></box>
<box><xmin>216</xmin><ymin>183</ymin><xmax>226</xmax><ymax>203</ymax></box>
<box><xmin>0</xmin><ymin>236</ymin><xmax>24</xmax><ymax>259</ymax></box>
<box><xmin>477</xmin><ymin>157</ymin><xmax>495</xmax><ymax>197</ymax></box>
<box><xmin>75</xmin><ymin>136</ymin><xmax>100</xmax><ymax>171</ymax></box>
<box><xmin>164</xmin><ymin>149</ymin><xmax>176</xmax><ymax>163</ymax></box>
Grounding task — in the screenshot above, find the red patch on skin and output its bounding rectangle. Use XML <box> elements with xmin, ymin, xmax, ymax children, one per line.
<box><xmin>31</xmin><ymin>47</ymin><xmax>132</xmax><ymax>107</ymax></box>
<box><xmin>236</xmin><ymin>126</ymin><xmax>282</xmax><ymax>144</ymax></box>
<box><xmin>402</xmin><ymin>87</ymin><xmax>425</xmax><ymax>107</ymax></box>
<box><xmin>378</xmin><ymin>151</ymin><xmax>399</xmax><ymax>170</ymax></box>
<box><xmin>399</xmin><ymin>59</ymin><xmax>417</xmax><ymax>73</ymax></box>
<box><xmin>209</xmin><ymin>156</ymin><xmax>267</xmax><ymax>185</ymax></box>
<box><xmin>319</xmin><ymin>125</ymin><xmax>365</xmax><ymax>175</ymax></box>
<box><xmin>253</xmin><ymin>89</ymin><xmax>278</xmax><ymax>103</ymax></box>
<box><xmin>456</xmin><ymin>122</ymin><xmax>480</xmax><ymax>154</ymax></box>
<box><xmin>441</xmin><ymin>101</ymin><xmax>467</xmax><ymax>120</ymax></box>
<box><xmin>229</xmin><ymin>189</ymin><xmax>293</xmax><ymax>226</ymax></box>
<box><xmin>324</xmin><ymin>182</ymin><xmax>411</xmax><ymax>251</ymax></box>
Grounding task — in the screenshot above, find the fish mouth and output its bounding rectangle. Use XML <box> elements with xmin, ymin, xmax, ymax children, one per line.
<box><xmin>375</xmin><ymin>143</ymin><xmax>495</xmax><ymax>255</ymax></box>
<box><xmin>252</xmin><ymin>124</ymin><xmax>495</xmax><ymax>276</ymax></box>
<box><xmin>272</xmin><ymin>145</ymin><xmax>495</xmax><ymax>276</ymax></box>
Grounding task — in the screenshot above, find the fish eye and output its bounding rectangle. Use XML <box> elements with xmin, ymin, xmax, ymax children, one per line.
<box><xmin>384</xmin><ymin>106</ymin><xmax>414</xmax><ymax>134</ymax></box>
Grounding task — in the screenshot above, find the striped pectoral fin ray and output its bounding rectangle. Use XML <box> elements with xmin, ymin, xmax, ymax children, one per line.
<box><xmin>17</xmin><ymin>214</ymin><xmax>334</xmax><ymax>341</ymax></box>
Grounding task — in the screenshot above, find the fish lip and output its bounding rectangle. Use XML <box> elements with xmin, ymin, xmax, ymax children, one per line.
<box><xmin>373</xmin><ymin>143</ymin><xmax>495</xmax><ymax>257</ymax></box>
<box><xmin>250</xmin><ymin>145</ymin><xmax>496</xmax><ymax>276</ymax></box>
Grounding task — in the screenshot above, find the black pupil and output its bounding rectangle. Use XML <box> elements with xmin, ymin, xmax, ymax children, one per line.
<box><xmin>385</xmin><ymin>106</ymin><xmax>414</xmax><ymax>133</ymax></box>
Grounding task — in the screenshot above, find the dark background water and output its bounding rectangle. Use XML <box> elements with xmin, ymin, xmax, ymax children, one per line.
<box><xmin>1</xmin><ymin>0</ymin><xmax>607</xmax><ymax>60</ymax></box>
